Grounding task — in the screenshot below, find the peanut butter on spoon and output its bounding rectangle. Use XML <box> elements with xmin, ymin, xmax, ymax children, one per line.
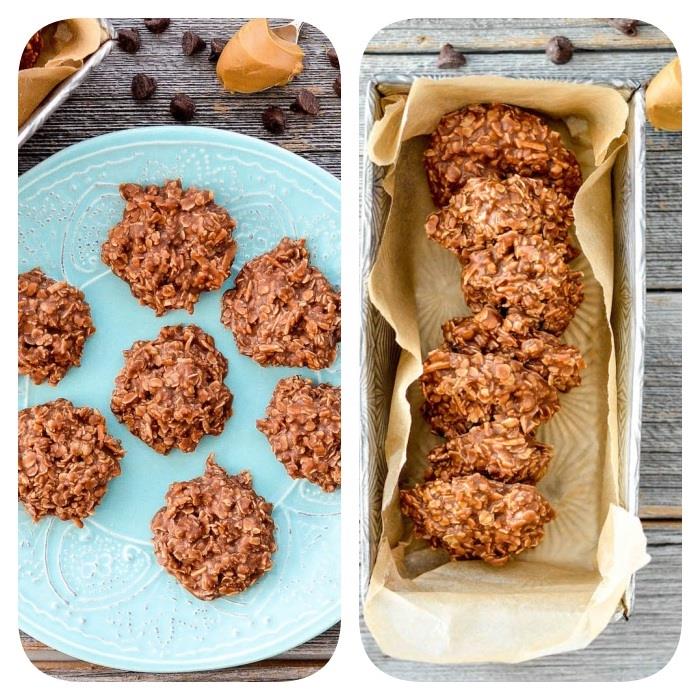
<box><xmin>216</xmin><ymin>18</ymin><xmax>304</xmax><ymax>94</ymax></box>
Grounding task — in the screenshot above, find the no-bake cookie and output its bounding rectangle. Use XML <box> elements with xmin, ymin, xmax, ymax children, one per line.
<box><xmin>18</xmin><ymin>268</ymin><xmax>95</xmax><ymax>385</ymax></box>
<box><xmin>221</xmin><ymin>237</ymin><xmax>341</xmax><ymax>369</ymax></box>
<box><xmin>400</xmin><ymin>473</ymin><xmax>555</xmax><ymax>565</ymax></box>
<box><xmin>101</xmin><ymin>180</ymin><xmax>236</xmax><ymax>315</ymax></box>
<box><xmin>111</xmin><ymin>324</ymin><xmax>232</xmax><ymax>454</ymax></box>
<box><xmin>18</xmin><ymin>399</ymin><xmax>124</xmax><ymax>526</ymax></box>
<box><xmin>257</xmin><ymin>375</ymin><xmax>341</xmax><ymax>492</ymax></box>
<box><xmin>420</xmin><ymin>348</ymin><xmax>560</xmax><ymax>438</ymax></box>
<box><xmin>425</xmin><ymin>174</ymin><xmax>575</xmax><ymax>262</ymax></box>
<box><xmin>442</xmin><ymin>307</ymin><xmax>585</xmax><ymax>392</ymax></box>
<box><xmin>461</xmin><ymin>232</ymin><xmax>584</xmax><ymax>336</ymax></box>
<box><xmin>426</xmin><ymin>418</ymin><xmax>552</xmax><ymax>484</ymax></box>
<box><xmin>151</xmin><ymin>454</ymin><xmax>276</xmax><ymax>600</ymax></box>
<box><xmin>424</xmin><ymin>103</ymin><xmax>582</xmax><ymax>207</ymax></box>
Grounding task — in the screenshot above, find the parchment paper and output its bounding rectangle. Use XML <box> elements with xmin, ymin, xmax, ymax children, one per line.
<box><xmin>18</xmin><ymin>19</ymin><xmax>107</xmax><ymax>127</ymax></box>
<box><xmin>364</xmin><ymin>76</ymin><xmax>650</xmax><ymax>664</ymax></box>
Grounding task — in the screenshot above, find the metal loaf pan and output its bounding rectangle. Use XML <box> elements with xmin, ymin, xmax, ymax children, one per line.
<box><xmin>359</xmin><ymin>74</ymin><xmax>646</xmax><ymax>619</ymax></box>
<box><xmin>18</xmin><ymin>18</ymin><xmax>115</xmax><ymax>148</ymax></box>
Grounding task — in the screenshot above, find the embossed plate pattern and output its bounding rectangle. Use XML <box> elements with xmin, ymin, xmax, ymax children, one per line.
<box><xmin>18</xmin><ymin>126</ymin><xmax>340</xmax><ymax>672</ymax></box>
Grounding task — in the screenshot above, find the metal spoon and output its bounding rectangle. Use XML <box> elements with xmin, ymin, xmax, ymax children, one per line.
<box><xmin>271</xmin><ymin>20</ymin><xmax>304</xmax><ymax>44</ymax></box>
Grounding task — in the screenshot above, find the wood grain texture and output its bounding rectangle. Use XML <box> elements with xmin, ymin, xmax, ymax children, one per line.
<box><xmin>361</xmin><ymin>525</ymin><xmax>680</xmax><ymax>681</ymax></box>
<box><xmin>20</xmin><ymin>624</ymin><xmax>339</xmax><ymax>681</ymax></box>
<box><xmin>18</xmin><ymin>17</ymin><xmax>340</xmax><ymax>682</ymax></box>
<box><xmin>640</xmin><ymin>293</ymin><xmax>681</xmax><ymax>512</ymax></box>
<box><xmin>365</xmin><ymin>18</ymin><xmax>674</xmax><ymax>53</ymax></box>
<box><xmin>361</xmin><ymin>17</ymin><xmax>681</xmax><ymax>681</ymax></box>
<box><xmin>24</xmin><ymin>659</ymin><xmax>327</xmax><ymax>682</ymax></box>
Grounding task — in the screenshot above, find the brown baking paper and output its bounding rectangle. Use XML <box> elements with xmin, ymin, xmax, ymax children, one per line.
<box><xmin>18</xmin><ymin>19</ymin><xmax>107</xmax><ymax>127</ymax></box>
<box><xmin>364</xmin><ymin>76</ymin><xmax>650</xmax><ymax>664</ymax></box>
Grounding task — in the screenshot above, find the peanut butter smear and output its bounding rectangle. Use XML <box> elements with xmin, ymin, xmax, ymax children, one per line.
<box><xmin>216</xmin><ymin>18</ymin><xmax>304</xmax><ymax>94</ymax></box>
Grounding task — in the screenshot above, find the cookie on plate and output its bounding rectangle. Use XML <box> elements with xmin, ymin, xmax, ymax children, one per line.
<box><xmin>221</xmin><ymin>237</ymin><xmax>341</xmax><ymax>369</ymax></box>
<box><xmin>111</xmin><ymin>324</ymin><xmax>233</xmax><ymax>454</ymax></box>
<box><xmin>151</xmin><ymin>454</ymin><xmax>276</xmax><ymax>600</ymax></box>
<box><xmin>257</xmin><ymin>375</ymin><xmax>341</xmax><ymax>492</ymax></box>
<box><xmin>18</xmin><ymin>399</ymin><xmax>124</xmax><ymax>527</ymax></box>
<box><xmin>18</xmin><ymin>268</ymin><xmax>95</xmax><ymax>385</ymax></box>
<box><xmin>101</xmin><ymin>180</ymin><xmax>236</xmax><ymax>315</ymax></box>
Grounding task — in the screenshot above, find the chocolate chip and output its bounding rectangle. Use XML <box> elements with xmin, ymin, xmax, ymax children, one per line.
<box><xmin>290</xmin><ymin>89</ymin><xmax>320</xmax><ymax>116</ymax></box>
<box><xmin>144</xmin><ymin>19</ymin><xmax>170</xmax><ymax>34</ymax></box>
<box><xmin>437</xmin><ymin>43</ymin><xmax>466</xmax><ymax>69</ymax></box>
<box><xmin>209</xmin><ymin>38</ymin><xmax>227</xmax><ymax>62</ymax></box>
<box><xmin>170</xmin><ymin>93</ymin><xmax>196</xmax><ymax>122</ymax></box>
<box><xmin>333</xmin><ymin>75</ymin><xmax>341</xmax><ymax>98</ymax></box>
<box><xmin>182</xmin><ymin>31</ymin><xmax>206</xmax><ymax>56</ymax></box>
<box><xmin>117</xmin><ymin>28</ymin><xmax>140</xmax><ymax>54</ymax></box>
<box><xmin>545</xmin><ymin>36</ymin><xmax>574</xmax><ymax>64</ymax></box>
<box><xmin>607</xmin><ymin>19</ymin><xmax>640</xmax><ymax>36</ymax></box>
<box><xmin>262</xmin><ymin>106</ymin><xmax>287</xmax><ymax>135</ymax></box>
<box><xmin>326</xmin><ymin>47</ymin><xmax>339</xmax><ymax>69</ymax></box>
<box><xmin>131</xmin><ymin>73</ymin><xmax>157</xmax><ymax>100</ymax></box>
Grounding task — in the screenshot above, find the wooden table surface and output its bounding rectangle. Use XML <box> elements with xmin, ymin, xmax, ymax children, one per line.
<box><xmin>18</xmin><ymin>17</ymin><xmax>340</xmax><ymax>682</ymax></box>
<box><xmin>359</xmin><ymin>17</ymin><xmax>681</xmax><ymax>681</ymax></box>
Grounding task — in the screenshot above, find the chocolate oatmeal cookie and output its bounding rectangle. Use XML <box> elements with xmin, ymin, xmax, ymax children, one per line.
<box><xmin>257</xmin><ymin>376</ymin><xmax>341</xmax><ymax>492</ymax></box>
<box><xmin>221</xmin><ymin>238</ymin><xmax>341</xmax><ymax>369</ymax></box>
<box><xmin>18</xmin><ymin>268</ymin><xmax>95</xmax><ymax>385</ymax></box>
<box><xmin>111</xmin><ymin>325</ymin><xmax>232</xmax><ymax>454</ymax></box>
<box><xmin>151</xmin><ymin>454</ymin><xmax>276</xmax><ymax>600</ymax></box>
<box><xmin>425</xmin><ymin>175</ymin><xmax>575</xmax><ymax>262</ymax></box>
<box><xmin>442</xmin><ymin>307</ymin><xmax>585</xmax><ymax>392</ymax></box>
<box><xmin>400</xmin><ymin>473</ymin><xmax>555</xmax><ymax>565</ymax></box>
<box><xmin>18</xmin><ymin>399</ymin><xmax>124</xmax><ymax>527</ymax></box>
<box><xmin>424</xmin><ymin>103</ymin><xmax>582</xmax><ymax>207</ymax></box>
<box><xmin>461</xmin><ymin>232</ymin><xmax>584</xmax><ymax>336</ymax></box>
<box><xmin>426</xmin><ymin>418</ymin><xmax>552</xmax><ymax>484</ymax></box>
<box><xmin>101</xmin><ymin>180</ymin><xmax>236</xmax><ymax>315</ymax></box>
<box><xmin>420</xmin><ymin>348</ymin><xmax>560</xmax><ymax>438</ymax></box>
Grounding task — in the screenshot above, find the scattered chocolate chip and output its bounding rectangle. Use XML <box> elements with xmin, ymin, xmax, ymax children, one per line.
<box><xmin>262</xmin><ymin>106</ymin><xmax>287</xmax><ymax>135</ymax></box>
<box><xmin>326</xmin><ymin>47</ymin><xmax>339</xmax><ymax>69</ymax></box>
<box><xmin>131</xmin><ymin>73</ymin><xmax>157</xmax><ymax>100</ymax></box>
<box><xmin>170</xmin><ymin>93</ymin><xmax>196</xmax><ymax>122</ymax></box>
<box><xmin>607</xmin><ymin>19</ymin><xmax>640</xmax><ymax>36</ymax></box>
<box><xmin>117</xmin><ymin>28</ymin><xmax>140</xmax><ymax>54</ymax></box>
<box><xmin>209</xmin><ymin>38</ymin><xmax>227</xmax><ymax>62</ymax></box>
<box><xmin>182</xmin><ymin>31</ymin><xmax>206</xmax><ymax>56</ymax></box>
<box><xmin>437</xmin><ymin>43</ymin><xmax>466</xmax><ymax>69</ymax></box>
<box><xmin>545</xmin><ymin>36</ymin><xmax>574</xmax><ymax>64</ymax></box>
<box><xmin>290</xmin><ymin>89</ymin><xmax>320</xmax><ymax>116</ymax></box>
<box><xmin>333</xmin><ymin>75</ymin><xmax>341</xmax><ymax>97</ymax></box>
<box><xmin>144</xmin><ymin>18</ymin><xmax>170</xmax><ymax>33</ymax></box>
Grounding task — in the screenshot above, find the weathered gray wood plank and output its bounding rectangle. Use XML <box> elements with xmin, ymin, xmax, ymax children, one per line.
<box><xmin>361</xmin><ymin>50</ymin><xmax>676</xmax><ymax>85</ymax></box>
<box><xmin>640</xmin><ymin>293</ymin><xmax>681</xmax><ymax>513</ymax></box>
<box><xmin>366</xmin><ymin>19</ymin><xmax>674</xmax><ymax>54</ymax></box>
<box><xmin>361</xmin><ymin>524</ymin><xmax>680</xmax><ymax>681</ymax></box>
<box><xmin>18</xmin><ymin>18</ymin><xmax>341</xmax><ymax>178</ymax></box>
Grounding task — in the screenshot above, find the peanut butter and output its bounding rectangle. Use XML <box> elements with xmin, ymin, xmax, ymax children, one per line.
<box><xmin>216</xmin><ymin>18</ymin><xmax>304</xmax><ymax>94</ymax></box>
<box><xmin>646</xmin><ymin>57</ymin><xmax>682</xmax><ymax>131</ymax></box>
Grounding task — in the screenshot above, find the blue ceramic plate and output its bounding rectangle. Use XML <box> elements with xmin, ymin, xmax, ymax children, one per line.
<box><xmin>18</xmin><ymin>126</ymin><xmax>340</xmax><ymax>672</ymax></box>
